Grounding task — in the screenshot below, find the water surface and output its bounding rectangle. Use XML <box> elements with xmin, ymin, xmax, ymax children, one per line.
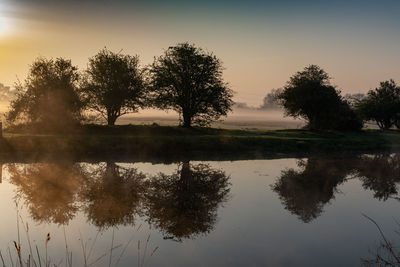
<box><xmin>0</xmin><ymin>154</ymin><xmax>399</xmax><ymax>266</ymax></box>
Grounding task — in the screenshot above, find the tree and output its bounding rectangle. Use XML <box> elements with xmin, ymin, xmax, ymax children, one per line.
<box><xmin>82</xmin><ymin>48</ymin><xmax>146</xmax><ymax>126</ymax></box>
<box><xmin>278</xmin><ymin>65</ymin><xmax>362</xmax><ymax>130</ymax></box>
<box><xmin>149</xmin><ymin>43</ymin><xmax>233</xmax><ymax>127</ymax></box>
<box><xmin>259</xmin><ymin>88</ymin><xmax>282</xmax><ymax>110</ymax></box>
<box><xmin>356</xmin><ymin>80</ymin><xmax>400</xmax><ymax>130</ymax></box>
<box><xmin>6</xmin><ymin>57</ymin><xmax>83</xmax><ymax>129</ymax></box>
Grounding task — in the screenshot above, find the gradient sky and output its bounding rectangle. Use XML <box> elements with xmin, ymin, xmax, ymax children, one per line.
<box><xmin>1</xmin><ymin>0</ymin><xmax>400</xmax><ymax>106</ymax></box>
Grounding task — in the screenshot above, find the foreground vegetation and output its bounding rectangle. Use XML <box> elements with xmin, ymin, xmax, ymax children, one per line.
<box><xmin>1</xmin><ymin>125</ymin><xmax>400</xmax><ymax>161</ymax></box>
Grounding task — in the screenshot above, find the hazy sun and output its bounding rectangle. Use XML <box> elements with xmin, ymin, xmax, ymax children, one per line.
<box><xmin>0</xmin><ymin>17</ymin><xmax>5</xmax><ymax>35</ymax></box>
<box><xmin>0</xmin><ymin>4</ymin><xmax>12</xmax><ymax>36</ymax></box>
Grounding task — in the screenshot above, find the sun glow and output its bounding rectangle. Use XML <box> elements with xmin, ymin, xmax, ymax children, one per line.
<box><xmin>0</xmin><ymin>3</ymin><xmax>12</xmax><ymax>36</ymax></box>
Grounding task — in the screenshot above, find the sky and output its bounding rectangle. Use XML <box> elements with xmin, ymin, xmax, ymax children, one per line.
<box><xmin>0</xmin><ymin>0</ymin><xmax>400</xmax><ymax>106</ymax></box>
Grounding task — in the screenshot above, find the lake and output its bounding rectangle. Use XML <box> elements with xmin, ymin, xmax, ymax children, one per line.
<box><xmin>0</xmin><ymin>153</ymin><xmax>399</xmax><ymax>266</ymax></box>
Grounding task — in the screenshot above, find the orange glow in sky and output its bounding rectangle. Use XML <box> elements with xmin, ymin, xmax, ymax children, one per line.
<box><xmin>1</xmin><ymin>1</ymin><xmax>400</xmax><ymax>106</ymax></box>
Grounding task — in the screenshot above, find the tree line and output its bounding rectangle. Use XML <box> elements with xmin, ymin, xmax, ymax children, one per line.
<box><xmin>278</xmin><ymin>65</ymin><xmax>400</xmax><ymax>130</ymax></box>
<box><xmin>5</xmin><ymin>42</ymin><xmax>400</xmax><ymax>131</ymax></box>
<box><xmin>7</xmin><ymin>43</ymin><xmax>233</xmax><ymax>128</ymax></box>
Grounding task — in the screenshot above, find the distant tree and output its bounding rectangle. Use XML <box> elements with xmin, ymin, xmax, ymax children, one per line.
<box><xmin>356</xmin><ymin>80</ymin><xmax>400</xmax><ymax>129</ymax></box>
<box><xmin>343</xmin><ymin>93</ymin><xmax>365</xmax><ymax>108</ymax></box>
<box><xmin>259</xmin><ymin>88</ymin><xmax>282</xmax><ymax>110</ymax></box>
<box><xmin>233</xmin><ymin>102</ymin><xmax>252</xmax><ymax>109</ymax></box>
<box><xmin>149</xmin><ymin>43</ymin><xmax>233</xmax><ymax>127</ymax></box>
<box><xmin>278</xmin><ymin>65</ymin><xmax>362</xmax><ymax>130</ymax></box>
<box><xmin>6</xmin><ymin>57</ymin><xmax>84</xmax><ymax>128</ymax></box>
<box><xmin>82</xmin><ymin>48</ymin><xmax>146</xmax><ymax>126</ymax></box>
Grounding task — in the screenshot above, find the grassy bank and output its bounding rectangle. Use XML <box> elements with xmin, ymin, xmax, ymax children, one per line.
<box><xmin>1</xmin><ymin>124</ymin><xmax>400</xmax><ymax>161</ymax></box>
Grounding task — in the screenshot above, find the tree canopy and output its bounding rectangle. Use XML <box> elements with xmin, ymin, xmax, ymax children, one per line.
<box><xmin>259</xmin><ymin>88</ymin><xmax>282</xmax><ymax>110</ymax></box>
<box><xmin>149</xmin><ymin>43</ymin><xmax>233</xmax><ymax>127</ymax></box>
<box><xmin>82</xmin><ymin>48</ymin><xmax>146</xmax><ymax>125</ymax></box>
<box><xmin>356</xmin><ymin>79</ymin><xmax>400</xmax><ymax>129</ymax></box>
<box><xmin>278</xmin><ymin>65</ymin><xmax>362</xmax><ymax>130</ymax></box>
<box><xmin>6</xmin><ymin>57</ymin><xmax>83</xmax><ymax>129</ymax></box>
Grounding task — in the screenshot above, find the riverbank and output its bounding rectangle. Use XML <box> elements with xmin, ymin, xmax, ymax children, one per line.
<box><xmin>1</xmin><ymin>124</ymin><xmax>400</xmax><ymax>161</ymax></box>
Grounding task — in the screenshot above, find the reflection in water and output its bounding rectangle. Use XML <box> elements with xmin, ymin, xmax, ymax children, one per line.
<box><xmin>271</xmin><ymin>158</ymin><xmax>354</xmax><ymax>223</ymax></box>
<box><xmin>6</xmin><ymin>161</ymin><xmax>231</xmax><ymax>241</ymax></box>
<box><xmin>145</xmin><ymin>162</ymin><xmax>231</xmax><ymax>241</ymax></box>
<box><xmin>7</xmin><ymin>163</ymin><xmax>86</xmax><ymax>224</ymax></box>
<box><xmin>272</xmin><ymin>154</ymin><xmax>400</xmax><ymax>223</ymax></box>
<box><xmin>80</xmin><ymin>162</ymin><xmax>147</xmax><ymax>229</ymax></box>
<box><xmin>358</xmin><ymin>154</ymin><xmax>400</xmax><ymax>201</ymax></box>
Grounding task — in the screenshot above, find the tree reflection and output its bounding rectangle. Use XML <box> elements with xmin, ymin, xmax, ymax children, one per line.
<box><xmin>357</xmin><ymin>154</ymin><xmax>400</xmax><ymax>201</ymax></box>
<box><xmin>79</xmin><ymin>162</ymin><xmax>147</xmax><ymax>229</ymax></box>
<box><xmin>145</xmin><ymin>162</ymin><xmax>230</xmax><ymax>241</ymax></box>
<box><xmin>272</xmin><ymin>158</ymin><xmax>355</xmax><ymax>223</ymax></box>
<box><xmin>7</xmin><ymin>163</ymin><xmax>86</xmax><ymax>224</ymax></box>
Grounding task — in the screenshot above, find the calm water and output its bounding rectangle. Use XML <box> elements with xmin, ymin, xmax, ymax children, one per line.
<box><xmin>0</xmin><ymin>154</ymin><xmax>399</xmax><ymax>266</ymax></box>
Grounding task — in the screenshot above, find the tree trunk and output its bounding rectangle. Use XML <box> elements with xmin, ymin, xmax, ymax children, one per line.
<box><xmin>183</xmin><ymin>112</ymin><xmax>192</xmax><ymax>128</ymax></box>
<box><xmin>107</xmin><ymin>113</ymin><xmax>117</xmax><ymax>126</ymax></box>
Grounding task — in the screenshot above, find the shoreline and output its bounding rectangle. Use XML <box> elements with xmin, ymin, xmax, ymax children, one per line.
<box><xmin>0</xmin><ymin>125</ymin><xmax>399</xmax><ymax>162</ymax></box>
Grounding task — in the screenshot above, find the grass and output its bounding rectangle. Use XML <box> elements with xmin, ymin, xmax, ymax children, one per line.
<box><xmin>1</xmin><ymin>124</ymin><xmax>400</xmax><ymax>161</ymax></box>
<box><xmin>2</xmin><ymin>203</ymin><xmax>158</xmax><ymax>267</ymax></box>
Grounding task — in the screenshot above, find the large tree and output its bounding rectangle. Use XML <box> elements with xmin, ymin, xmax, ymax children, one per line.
<box><xmin>82</xmin><ymin>48</ymin><xmax>146</xmax><ymax>125</ymax></box>
<box><xmin>6</xmin><ymin>57</ymin><xmax>83</xmax><ymax>129</ymax></box>
<box><xmin>356</xmin><ymin>79</ymin><xmax>400</xmax><ymax>129</ymax></box>
<box><xmin>149</xmin><ymin>43</ymin><xmax>233</xmax><ymax>127</ymax></box>
<box><xmin>278</xmin><ymin>65</ymin><xmax>362</xmax><ymax>130</ymax></box>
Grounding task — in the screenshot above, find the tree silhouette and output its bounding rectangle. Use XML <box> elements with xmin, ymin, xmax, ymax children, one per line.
<box><xmin>356</xmin><ymin>154</ymin><xmax>400</xmax><ymax>201</ymax></box>
<box><xmin>279</xmin><ymin>65</ymin><xmax>362</xmax><ymax>130</ymax></box>
<box><xmin>259</xmin><ymin>88</ymin><xmax>282</xmax><ymax>110</ymax></box>
<box><xmin>79</xmin><ymin>162</ymin><xmax>147</xmax><ymax>229</ymax></box>
<box><xmin>82</xmin><ymin>48</ymin><xmax>146</xmax><ymax>125</ymax></box>
<box><xmin>6</xmin><ymin>57</ymin><xmax>84</xmax><ymax>129</ymax></box>
<box><xmin>7</xmin><ymin>163</ymin><xmax>86</xmax><ymax>225</ymax></box>
<box><xmin>356</xmin><ymin>79</ymin><xmax>400</xmax><ymax>129</ymax></box>
<box><xmin>144</xmin><ymin>162</ymin><xmax>230</xmax><ymax>241</ymax></box>
<box><xmin>272</xmin><ymin>158</ymin><xmax>355</xmax><ymax>223</ymax></box>
<box><xmin>149</xmin><ymin>43</ymin><xmax>233</xmax><ymax>127</ymax></box>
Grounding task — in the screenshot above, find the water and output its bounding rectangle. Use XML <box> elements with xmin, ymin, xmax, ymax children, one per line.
<box><xmin>0</xmin><ymin>154</ymin><xmax>399</xmax><ymax>266</ymax></box>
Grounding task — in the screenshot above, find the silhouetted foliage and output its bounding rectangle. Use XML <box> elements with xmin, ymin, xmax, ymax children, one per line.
<box><xmin>272</xmin><ymin>154</ymin><xmax>400</xmax><ymax>222</ymax></box>
<box><xmin>259</xmin><ymin>88</ymin><xmax>282</xmax><ymax>110</ymax></box>
<box><xmin>233</xmin><ymin>101</ymin><xmax>252</xmax><ymax>109</ymax></box>
<box><xmin>357</xmin><ymin>154</ymin><xmax>400</xmax><ymax>201</ymax></box>
<box><xmin>144</xmin><ymin>162</ymin><xmax>230</xmax><ymax>241</ymax></box>
<box><xmin>6</xmin><ymin>57</ymin><xmax>84</xmax><ymax>129</ymax></box>
<box><xmin>272</xmin><ymin>158</ymin><xmax>356</xmax><ymax>223</ymax></box>
<box><xmin>79</xmin><ymin>162</ymin><xmax>147</xmax><ymax>229</ymax></box>
<box><xmin>356</xmin><ymin>80</ymin><xmax>400</xmax><ymax>129</ymax></box>
<box><xmin>278</xmin><ymin>65</ymin><xmax>362</xmax><ymax>130</ymax></box>
<box><xmin>149</xmin><ymin>43</ymin><xmax>233</xmax><ymax>127</ymax></box>
<box><xmin>7</xmin><ymin>163</ymin><xmax>86</xmax><ymax>225</ymax></box>
<box><xmin>82</xmin><ymin>48</ymin><xmax>146</xmax><ymax>125</ymax></box>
